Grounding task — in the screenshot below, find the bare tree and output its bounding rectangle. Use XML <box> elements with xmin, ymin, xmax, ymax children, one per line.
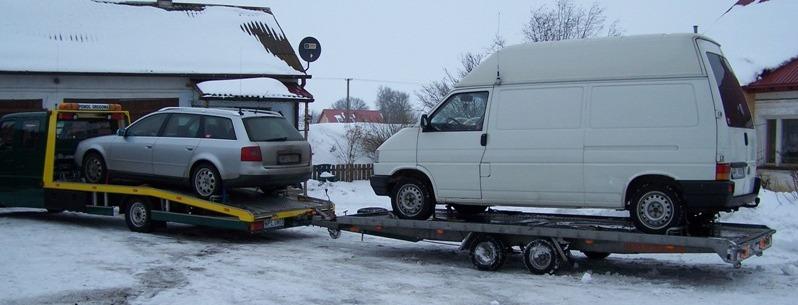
<box><xmin>375</xmin><ymin>86</ymin><xmax>416</xmax><ymax>124</ymax></box>
<box><xmin>331</xmin><ymin>97</ymin><xmax>368</xmax><ymax>111</ymax></box>
<box><xmin>334</xmin><ymin>124</ymin><xmax>366</xmax><ymax>166</ymax></box>
<box><xmin>522</xmin><ymin>0</ymin><xmax>621</xmax><ymax>43</ymax></box>
<box><xmin>416</xmin><ymin>35</ymin><xmax>506</xmax><ymax>111</ymax></box>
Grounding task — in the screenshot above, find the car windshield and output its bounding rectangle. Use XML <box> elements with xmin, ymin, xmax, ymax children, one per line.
<box><xmin>243</xmin><ymin>116</ymin><xmax>304</xmax><ymax>142</ymax></box>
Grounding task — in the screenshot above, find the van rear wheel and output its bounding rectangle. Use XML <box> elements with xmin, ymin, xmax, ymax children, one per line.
<box><xmin>630</xmin><ymin>184</ymin><xmax>684</xmax><ymax>234</ymax></box>
<box><xmin>391</xmin><ymin>177</ymin><xmax>434</xmax><ymax>220</ymax></box>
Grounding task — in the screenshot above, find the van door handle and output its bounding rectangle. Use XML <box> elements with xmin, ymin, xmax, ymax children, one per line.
<box><xmin>145</xmin><ymin>145</ymin><xmax>153</xmax><ymax>149</ymax></box>
<box><xmin>185</xmin><ymin>146</ymin><xmax>194</xmax><ymax>151</ymax></box>
<box><xmin>480</xmin><ymin>134</ymin><xmax>488</xmax><ymax>146</ymax></box>
<box><xmin>744</xmin><ymin>133</ymin><xmax>748</xmax><ymax>146</ymax></box>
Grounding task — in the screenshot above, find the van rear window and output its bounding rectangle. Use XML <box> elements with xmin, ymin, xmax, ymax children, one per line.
<box><xmin>243</xmin><ymin>116</ymin><xmax>304</xmax><ymax>142</ymax></box>
<box><xmin>706</xmin><ymin>52</ymin><xmax>753</xmax><ymax>129</ymax></box>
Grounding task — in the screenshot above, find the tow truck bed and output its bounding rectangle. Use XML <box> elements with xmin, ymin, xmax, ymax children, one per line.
<box><xmin>314</xmin><ymin>208</ymin><xmax>775</xmax><ymax>273</ymax></box>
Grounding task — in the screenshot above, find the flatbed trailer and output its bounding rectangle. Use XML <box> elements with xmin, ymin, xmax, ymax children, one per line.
<box><xmin>0</xmin><ymin>103</ymin><xmax>334</xmax><ymax>233</ymax></box>
<box><xmin>313</xmin><ymin>208</ymin><xmax>775</xmax><ymax>274</ymax></box>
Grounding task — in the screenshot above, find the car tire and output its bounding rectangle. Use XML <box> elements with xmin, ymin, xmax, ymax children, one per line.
<box><xmin>82</xmin><ymin>152</ymin><xmax>107</xmax><ymax>184</ymax></box>
<box><xmin>582</xmin><ymin>251</ymin><xmax>611</xmax><ymax>260</ymax></box>
<box><xmin>451</xmin><ymin>204</ymin><xmax>488</xmax><ymax>216</ymax></box>
<box><xmin>390</xmin><ymin>177</ymin><xmax>435</xmax><ymax>220</ymax></box>
<box><xmin>469</xmin><ymin>235</ymin><xmax>508</xmax><ymax>271</ymax></box>
<box><xmin>630</xmin><ymin>184</ymin><xmax>684</xmax><ymax>234</ymax></box>
<box><xmin>191</xmin><ymin>163</ymin><xmax>222</xmax><ymax>199</ymax></box>
<box><xmin>125</xmin><ymin>196</ymin><xmax>154</xmax><ymax>233</ymax></box>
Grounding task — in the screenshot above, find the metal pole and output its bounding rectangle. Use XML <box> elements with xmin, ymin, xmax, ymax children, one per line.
<box><xmin>303</xmin><ymin>101</ymin><xmax>309</xmax><ymax>196</ymax></box>
<box><xmin>345</xmin><ymin>78</ymin><xmax>352</xmax><ymax>122</ymax></box>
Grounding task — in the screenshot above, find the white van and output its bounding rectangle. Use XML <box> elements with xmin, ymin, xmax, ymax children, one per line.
<box><xmin>370</xmin><ymin>33</ymin><xmax>760</xmax><ymax>234</ymax></box>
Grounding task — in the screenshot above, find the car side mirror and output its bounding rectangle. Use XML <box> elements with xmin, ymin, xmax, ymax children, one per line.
<box><xmin>116</xmin><ymin>128</ymin><xmax>127</xmax><ymax>137</ymax></box>
<box><xmin>420</xmin><ymin>114</ymin><xmax>432</xmax><ymax>132</ymax></box>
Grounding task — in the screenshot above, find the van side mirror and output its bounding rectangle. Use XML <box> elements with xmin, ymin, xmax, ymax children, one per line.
<box><xmin>420</xmin><ymin>114</ymin><xmax>431</xmax><ymax>132</ymax></box>
<box><xmin>116</xmin><ymin>128</ymin><xmax>127</xmax><ymax>137</ymax></box>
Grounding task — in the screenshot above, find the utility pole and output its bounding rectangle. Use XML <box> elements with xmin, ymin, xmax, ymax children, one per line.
<box><xmin>345</xmin><ymin>78</ymin><xmax>352</xmax><ymax>122</ymax></box>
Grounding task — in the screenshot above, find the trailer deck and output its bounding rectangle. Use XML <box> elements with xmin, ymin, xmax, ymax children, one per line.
<box><xmin>314</xmin><ymin>208</ymin><xmax>775</xmax><ymax>273</ymax></box>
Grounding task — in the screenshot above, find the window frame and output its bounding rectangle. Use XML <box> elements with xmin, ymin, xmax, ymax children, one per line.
<box><xmin>426</xmin><ymin>91</ymin><xmax>490</xmax><ymax>132</ymax></box>
<box><xmin>200</xmin><ymin>115</ymin><xmax>237</xmax><ymax>140</ymax></box>
<box><xmin>126</xmin><ymin>113</ymin><xmax>169</xmax><ymax>137</ymax></box>
<box><xmin>161</xmin><ymin>113</ymin><xmax>202</xmax><ymax>139</ymax></box>
<box><xmin>762</xmin><ymin>117</ymin><xmax>798</xmax><ymax>169</ymax></box>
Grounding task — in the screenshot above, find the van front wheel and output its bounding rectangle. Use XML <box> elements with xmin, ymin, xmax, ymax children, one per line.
<box><xmin>630</xmin><ymin>185</ymin><xmax>684</xmax><ymax>234</ymax></box>
<box><xmin>391</xmin><ymin>177</ymin><xmax>434</xmax><ymax>220</ymax></box>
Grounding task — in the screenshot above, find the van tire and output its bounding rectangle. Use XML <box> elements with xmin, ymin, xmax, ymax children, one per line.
<box><xmin>391</xmin><ymin>177</ymin><xmax>435</xmax><ymax>220</ymax></box>
<box><xmin>82</xmin><ymin>152</ymin><xmax>107</xmax><ymax>184</ymax></box>
<box><xmin>451</xmin><ymin>204</ymin><xmax>488</xmax><ymax>216</ymax></box>
<box><xmin>630</xmin><ymin>184</ymin><xmax>684</xmax><ymax>234</ymax></box>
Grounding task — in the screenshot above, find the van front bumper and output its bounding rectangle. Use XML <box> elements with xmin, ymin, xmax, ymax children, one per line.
<box><xmin>370</xmin><ymin>175</ymin><xmax>391</xmax><ymax>196</ymax></box>
<box><xmin>680</xmin><ymin>177</ymin><xmax>761</xmax><ymax>210</ymax></box>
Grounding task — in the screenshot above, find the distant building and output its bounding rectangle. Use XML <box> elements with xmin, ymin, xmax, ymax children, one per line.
<box><xmin>0</xmin><ymin>0</ymin><xmax>312</xmax><ymax>126</ymax></box>
<box><xmin>317</xmin><ymin>109</ymin><xmax>383</xmax><ymax>124</ymax></box>
<box><xmin>744</xmin><ymin>56</ymin><xmax>798</xmax><ymax>191</ymax></box>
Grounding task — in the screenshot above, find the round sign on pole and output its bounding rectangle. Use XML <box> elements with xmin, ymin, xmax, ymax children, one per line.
<box><xmin>298</xmin><ymin>37</ymin><xmax>321</xmax><ymax>63</ymax></box>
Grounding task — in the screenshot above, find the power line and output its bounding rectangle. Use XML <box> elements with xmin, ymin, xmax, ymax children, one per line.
<box><xmin>312</xmin><ymin>76</ymin><xmax>424</xmax><ymax>86</ymax></box>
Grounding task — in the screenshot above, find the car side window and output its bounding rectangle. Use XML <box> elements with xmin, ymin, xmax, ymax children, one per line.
<box><xmin>202</xmin><ymin>116</ymin><xmax>236</xmax><ymax>140</ymax></box>
<box><xmin>161</xmin><ymin>114</ymin><xmax>201</xmax><ymax>138</ymax></box>
<box><xmin>0</xmin><ymin>120</ymin><xmax>16</xmax><ymax>150</ymax></box>
<box><xmin>429</xmin><ymin>91</ymin><xmax>489</xmax><ymax>131</ymax></box>
<box><xmin>127</xmin><ymin>114</ymin><xmax>167</xmax><ymax>137</ymax></box>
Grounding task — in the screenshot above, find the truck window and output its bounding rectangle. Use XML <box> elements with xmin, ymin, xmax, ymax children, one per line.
<box><xmin>707</xmin><ymin>52</ymin><xmax>753</xmax><ymax>129</ymax></box>
<box><xmin>429</xmin><ymin>92</ymin><xmax>489</xmax><ymax>131</ymax></box>
<box><xmin>20</xmin><ymin>120</ymin><xmax>41</xmax><ymax>148</ymax></box>
<box><xmin>0</xmin><ymin>120</ymin><xmax>15</xmax><ymax>149</ymax></box>
<box><xmin>56</xmin><ymin>120</ymin><xmax>117</xmax><ymax>141</ymax></box>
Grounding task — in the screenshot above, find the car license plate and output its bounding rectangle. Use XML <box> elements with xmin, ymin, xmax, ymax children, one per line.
<box><xmin>277</xmin><ymin>153</ymin><xmax>300</xmax><ymax>164</ymax></box>
<box><xmin>732</xmin><ymin>167</ymin><xmax>746</xmax><ymax>179</ymax></box>
<box><xmin>264</xmin><ymin>218</ymin><xmax>285</xmax><ymax>229</ymax></box>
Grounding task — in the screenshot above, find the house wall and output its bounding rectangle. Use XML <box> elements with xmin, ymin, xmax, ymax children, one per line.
<box><xmin>753</xmin><ymin>89</ymin><xmax>798</xmax><ymax>192</ymax></box>
<box><xmin>0</xmin><ymin>74</ymin><xmax>196</xmax><ymax>110</ymax></box>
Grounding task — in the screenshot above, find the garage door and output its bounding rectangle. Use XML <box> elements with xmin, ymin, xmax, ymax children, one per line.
<box><xmin>64</xmin><ymin>98</ymin><xmax>179</xmax><ymax>121</ymax></box>
<box><xmin>0</xmin><ymin>100</ymin><xmax>43</xmax><ymax>119</ymax></box>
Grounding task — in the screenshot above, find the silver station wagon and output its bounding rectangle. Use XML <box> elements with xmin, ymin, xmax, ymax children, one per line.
<box><xmin>75</xmin><ymin>107</ymin><xmax>312</xmax><ymax>198</ymax></box>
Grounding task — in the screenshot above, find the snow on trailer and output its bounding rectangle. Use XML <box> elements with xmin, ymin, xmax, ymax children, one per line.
<box><xmin>34</xmin><ymin>103</ymin><xmax>334</xmax><ymax>233</ymax></box>
<box><xmin>313</xmin><ymin>208</ymin><xmax>775</xmax><ymax>274</ymax></box>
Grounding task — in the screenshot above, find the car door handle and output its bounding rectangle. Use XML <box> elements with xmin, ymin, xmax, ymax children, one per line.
<box><xmin>185</xmin><ymin>146</ymin><xmax>194</xmax><ymax>151</ymax></box>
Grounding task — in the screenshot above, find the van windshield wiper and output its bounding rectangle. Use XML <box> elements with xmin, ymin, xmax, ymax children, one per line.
<box><xmin>261</xmin><ymin>137</ymin><xmax>288</xmax><ymax>142</ymax></box>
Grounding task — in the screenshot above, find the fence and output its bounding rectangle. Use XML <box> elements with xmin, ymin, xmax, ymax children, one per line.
<box><xmin>312</xmin><ymin>164</ymin><xmax>374</xmax><ymax>182</ymax></box>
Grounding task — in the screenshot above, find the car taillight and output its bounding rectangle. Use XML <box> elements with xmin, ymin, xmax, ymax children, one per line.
<box><xmin>241</xmin><ymin>146</ymin><xmax>262</xmax><ymax>162</ymax></box>
<box><xmin>716</xmin><ymin>163</ymin><xmax>731</xmax><ymax>181</ymax></box>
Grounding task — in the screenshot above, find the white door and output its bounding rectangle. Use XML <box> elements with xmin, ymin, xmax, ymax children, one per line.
<box><xmin>480</xmin><ymin>86</ymin><xmax>585</xmax><ymax>207</ymax></box>
<box><xmin>418</xmin><ymin>91</ymin><xmax>490</xmax><ymax>201</ymax></box>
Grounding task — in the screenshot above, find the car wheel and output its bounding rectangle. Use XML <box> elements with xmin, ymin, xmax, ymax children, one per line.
<box><xmin>630</xmin><ymin>184</ymin><xmax>684</xmax><ymax>234</ymax></box>
<box><xmin>522</xmin><ymin>239</ymin><xmax>559</xmax><ymax>275</ymax></box>
<box><xmin>469</xmin><ymin>235</ymin><xmax>508</xmax><ymax>271</ymax></box>
<box><xmin>451</xmin><ymin>204</ymin><xmax>488</xmax><ymax>216</ymax></box>
<box><xmin>82</xmin><ymin>152</ymin><xmax>107</xmax><ymax>184</ymax></box>
<box><xmin>390</xmin><ymin>177</ymin><xmax>434</xmax><ymax>220</ymax></box>
<box><xmin>582</xmin><ymin>251</ymin><xmax>611</xmax><ymax>260</ymax></box>
<box><xmin>125</xmin><ymin>196</ymin><xmax>153</xmax><ymax>233</ymax></box>
<box><xmin>191</xmin><ymin>163</ymin><xmax>222</xmax><ymax>199</ymax></box>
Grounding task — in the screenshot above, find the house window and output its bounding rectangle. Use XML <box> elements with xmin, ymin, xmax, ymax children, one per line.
<box><xmin>765</xmin><ymin>118</ymin><xmax>798</xmax><ymax>167</ymax></box>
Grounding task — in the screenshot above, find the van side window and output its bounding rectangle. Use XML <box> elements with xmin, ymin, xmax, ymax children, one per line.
<box><xmin>706</xmin><ymin>52</ymin><xmax>753</xmax><ymax>129</ymax></box>
<box><xmin>429</xmin><ymin>92</ymin><xmax>489</xmax><ymax>131</ymax></box>
<box><xmin>0</xmin><ymin>120</ymin><xmax>15</xmax><ymax>149</ymax></box>
<box><xmin>202</xmin><ymin>116</ymin><xmax>236</xmax><ymax>140</ymax></box>
<box><xmin>20</xmin><ymin>120</ymin><xmax>41</xmax><ymax>148</ymax></box>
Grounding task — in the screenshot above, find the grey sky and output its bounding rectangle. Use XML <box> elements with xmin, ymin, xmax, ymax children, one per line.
<box><xmin>266</xmin><ymin>0</ymin><xmax>797</xmax><ymax>112</ymax></box>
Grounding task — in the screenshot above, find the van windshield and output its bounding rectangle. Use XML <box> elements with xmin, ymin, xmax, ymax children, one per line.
<box><xmin>707</xmin><ymin>52</ymin><xmax>753</xmax><ymax>129</ymax></box>
<box><xmin>243</xmin><ymin>116</ymin><xmax>304</xmax><ymax>142</ymax></box>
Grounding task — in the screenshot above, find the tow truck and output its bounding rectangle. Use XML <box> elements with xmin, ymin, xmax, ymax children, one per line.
<box><xmin>314</xmin><ymin>207</ymin><xmax>775</xmax><ymax>274</ymax></box>
<box><xmin>0</xmin><ymin>103</ymin><xmax>333</xmax><ymax>233</ymax></box>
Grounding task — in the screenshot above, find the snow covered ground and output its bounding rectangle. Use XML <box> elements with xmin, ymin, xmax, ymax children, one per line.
<box><xmin>307</xmin><ymin>123</ymin><xmax>375</xmax><ymax>165</ymax></box>
<box><xmin>1</xmin><ymin>182</ymin><xmax>797</xmax><ymax>305</ymax></box>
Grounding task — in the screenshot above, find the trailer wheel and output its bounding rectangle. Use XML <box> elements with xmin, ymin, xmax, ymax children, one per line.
<box><xmin>522</xmin><ymin>239</ymin><xmax>559</xmax><ymax>275</ymax></box>
<box><xmin>469</xmin><ymin>235</ymin><xmax>507</xmax><ymax>271</ymax></box>
<box><xmin>582</xmin><ymin>251</ymin><xmax>610</xmax><ymax>260</ymax></box>
<box><xmin>451</xmin><ymin>204</ymin><xmax>488</xmax><ymax>216</ymax></box>
<box><xmin>391</xmin><ymin>177</ymin><xmax>434</xmax><ymax>220</ymax></box>
<box><xmin>125</xmin><ymin>197</ymin><xmax>154</xmax><ymax>233</ymax></box>
<box><xmin>630</xmin><ymin>184</ymin><xmax>684</xmax><ymax>234</ymax></box>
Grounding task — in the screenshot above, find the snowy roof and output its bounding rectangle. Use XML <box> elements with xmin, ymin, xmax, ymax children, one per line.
<box><xmin>744</xmin><ymin>56</ymin><xmax>798</xmax><ymax>93</ymax></box>
<box><xmin>196</xmin><ymin>78</ymin><xmax>311</xmax><ymax>100</ymax></box>
<box><xmin>317</xmin><ymin>109</ymin><xmax>383</xmax><ymax>123</ymax></box>
<box><xmin>457</xmin><ymin>33</ymin><xmax>711</xmax><ymax>88</ymax></box>
<box><xmin>0</xmin><ymin>0</ymin><xmax>306</xmax><ymax>78</ymax></box>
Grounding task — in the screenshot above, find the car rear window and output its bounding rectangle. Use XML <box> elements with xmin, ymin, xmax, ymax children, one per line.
<box><xmin>243</xmin><ymin>116</ymin><xmax>304</xmax><ymax>142</ymax></box>
<box><xmin>707</xmin><ymin>52</ymin><xmax>753</xmax><ymax>129</ymax></box>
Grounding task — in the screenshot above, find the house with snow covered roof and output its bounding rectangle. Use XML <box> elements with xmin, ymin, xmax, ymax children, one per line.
<box><xmin>744</xmin><ymin>56</ymin><xmax>798</xmax><ymax>191</ymax></box>
<box><xmin>0</xmin><ymin>0</ymin><xmax>312</xmax><ymax>126</ymax></box>
<box><xmin>317</xmin><ymin>109</ymin><xmax>384</xmax><ymax>124</ymax></box>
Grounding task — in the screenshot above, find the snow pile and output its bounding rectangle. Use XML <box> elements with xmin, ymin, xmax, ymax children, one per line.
<box><xmin>308</xmin><ymin>123</ymin><xmax>374</xmax><ymax>165</ymax></box>
<box><xmin>580</xmin><ymin>272</ymin><xmax>593</xmax><ymax>283</ymax></box>
<box><xmin>721</xmin><ymin>189</ymin><xmax>798</xmax><ymax>245</ymax></box>
<box><xmin>197</xmin><ymin>78</ymin><xmax>309</xmax><ymax>100</ymax></box>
